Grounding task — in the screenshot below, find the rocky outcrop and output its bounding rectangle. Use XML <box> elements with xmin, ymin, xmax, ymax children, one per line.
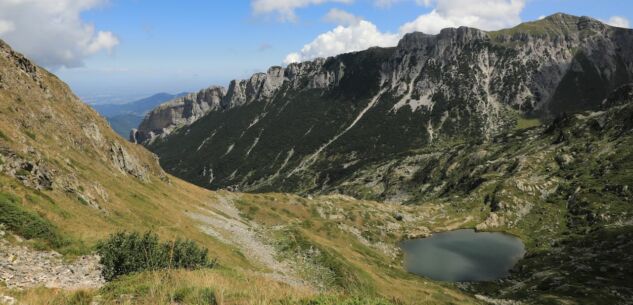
<box><xmin>132</xmin><ymin>86</ymin><xmax>226</xmax><ymax>143</ymax></box>
<box><xmin>0</xmin><ymin>231</ymin><xmax>103</xmax><ymax>289</ymax></box>
<box><xmin>134</xmin><ymin>61</ymin><xmax>345</xmax><ymax>144</ymax></box>
<box><xmin>602</xmin><ymin>83</ymin><xmax>633</xmax><ymax>108</ymax></box>
<box><xmin>109</xmin><ymin>142</ymin><xmax>149</xmax><ymax>181</ymax></box>
<box><xmin>0</xmin><ymin>148</ymin><xmax>54</xmax><ymax>191</ymax></box>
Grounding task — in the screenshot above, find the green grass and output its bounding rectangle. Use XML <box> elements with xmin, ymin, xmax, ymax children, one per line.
<box><xmin>24</xmin><ymin>130</ymin><xmax>36</xmax><ymax>140</ymax></box>
<box><xmin>0</xmin><ymin>192</ymin><xmax>67</xmax><ymax>248</ymax></box>
<box><xmin>0</xmin><ymin>130</ymin><xmax>8</xmax><ymax>141</ymax></box>
<box><xmin>515</xmin><ymin>117</ymin><xmax>542</xmax><ymax>130</ymax></box>
<box><xmin>274</xmin><ymin>227</ymin><xmax>375</xmax><ymax>293</ymax></box>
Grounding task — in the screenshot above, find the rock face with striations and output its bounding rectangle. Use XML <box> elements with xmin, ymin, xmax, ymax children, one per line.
<box><xmin>133</xmin><ymin>61</ymin><xmax>346</xmax><ymax>144</ymax></box>
<box><xmin>142</xmin><ymin>14</ymin><xmax>633</xmax><ymax>196</ymax></box>
<box><xmin>131</xmin><ymin>86</ymin><xmax>226</xmax><ymax>143</ymax></box>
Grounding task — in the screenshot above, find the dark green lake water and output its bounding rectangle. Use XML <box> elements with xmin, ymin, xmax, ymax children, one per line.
<box><xmin>400</xmin><ymin>229</ymin><xmax>525</xmax><ymax>282</ymax></box>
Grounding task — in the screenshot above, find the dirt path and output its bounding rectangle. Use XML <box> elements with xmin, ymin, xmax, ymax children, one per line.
<box><xmin>187</xmin><ymin>194</ymin><xmax>308</xmax><ymax>288</ymax></box>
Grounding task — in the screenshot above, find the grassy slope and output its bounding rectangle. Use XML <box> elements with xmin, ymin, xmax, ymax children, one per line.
<box><xmin>0</xmin><ymin>41</ymin><xmax>478</xmax><ymax>304</ymax></box>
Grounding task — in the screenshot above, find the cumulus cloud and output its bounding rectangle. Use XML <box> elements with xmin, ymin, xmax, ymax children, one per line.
<box><xmin>251</xmin><ymin>0</ymin><xmax>353</xmax><ymax>22</ymax></box>
<box><xmin>603</xmin><ymin>16</ymin><xmax>630</xmax><ymax>28</ymax></box>
<box><xmin>374</xmin><ymin>0</ymin><xmax>429</xmax><ymax>8</ymax></box>
<box><xmin>400</xmin><ymin>0</ymin><xmax>525</xmax><ymax>34</ymax></box>
<box><xmin>0</xmin><ymin>0</ymin><xmax>119</xmax><ymax>69</ymax></box>
<box><xmin>284</xmin><ymin>20</ymin><xmax>399</xmax><ymax>64</ymax></box>
<box><xmin>323</xmin><ymin>8</ymin><xmax>362</xmax><ymax>26</ymax></box>
<box><xmin>285</xmin><ymin>0</ymin><xmax>526</xmax><ymax>64</ymax></box>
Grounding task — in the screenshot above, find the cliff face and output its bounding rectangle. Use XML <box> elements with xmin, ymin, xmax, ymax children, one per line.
<box><xmin>141</xmin><ymin>14</ymin><xmax>633</xmax><ymax>195</ymax></box>
<box><xmin>132</xmin><ymin>60</ymin><xmax>344</xmax><ymax>144</ymax></box>
<box><xmin>131</xmin><ymin>86</ymin><xmax>226</xmax><ymax>143</ymax></box>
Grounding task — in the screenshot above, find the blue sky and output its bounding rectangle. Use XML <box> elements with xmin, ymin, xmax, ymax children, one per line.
<box><xmin>0</xmin><ymin>0</ymin><xmax>631</xmax><ymax>104</ymax></box>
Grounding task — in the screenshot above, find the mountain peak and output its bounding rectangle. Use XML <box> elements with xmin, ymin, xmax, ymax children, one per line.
<box><xmin>490</xmin><ymin>13</ymin><xmax>614</xmax><ymax>39</ymax></box>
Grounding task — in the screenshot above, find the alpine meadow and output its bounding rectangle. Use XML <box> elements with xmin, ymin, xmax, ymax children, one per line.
<box><xmin>1</xmin><ymin>2</ymin><xmax>632</xmax><ymax>305</ymax></box>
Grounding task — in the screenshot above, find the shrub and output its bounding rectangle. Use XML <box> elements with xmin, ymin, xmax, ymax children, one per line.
<box><xmin>0</xmin><ymin>192</ymin><xmax>67</xmax><ymax>247</ymax></box>
<box><xmin>198</xmin><ymin>288</ymin><xmax>217</xmax><ymax>305</ymax></box>
<box><xmin>96</xmin><ymin>231</ymin><xmax>215</xmax><ymax>281</ymax></box>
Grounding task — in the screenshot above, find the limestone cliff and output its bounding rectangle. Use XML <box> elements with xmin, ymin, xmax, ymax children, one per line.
<box><xmin>143</xmin><ymin>14</ymin><xmax>633</xmax><ymax>196</ymax></box>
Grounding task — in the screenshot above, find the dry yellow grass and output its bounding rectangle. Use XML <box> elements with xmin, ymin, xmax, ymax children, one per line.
<box><xmin>1</xmin><ymin>268</ymin><xmax>315</xmax><ymax>305</ymax></box>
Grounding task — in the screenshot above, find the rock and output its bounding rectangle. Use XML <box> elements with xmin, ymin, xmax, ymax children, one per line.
<box><xmin>0</xmin><ymin>295</ymin><xmax>16</xmax><ymax>305</ymax></box>
<box><xmin>0</xmin><ymin>239</ymin><xmax>104</xmax><ymax>290</ymax></box>
<box><xmin>555</xmin><ymin>153</ymin><xmax>574</xmax><ymax>167</ymax></box>
<box><xmin>405</xmin><ymin>227</ymin><xmax>431</xmax><ymax>239</ymax></box>
<box><xmin>393</xmin><ymin>212</ymin><xmax>404</xmax><ymax>221</ymax></box>
<box><xmin>135</xmin><ymin>86</ymin><xmax>226</xmax><ymax>144</ymax></box>
<box><xmin>476</xmin><ymin>213</ymin><xmax>504</xmax><ymax>230</ymax></box>
<box><xmin>109</xmin><ymin>142</ymin><xmax>148</xmax><ymax>181</ymax></box>
<box><xmin>0</xmin><ymin>150</ymin><xmax>54</xmax><ymax>190</ymax></box>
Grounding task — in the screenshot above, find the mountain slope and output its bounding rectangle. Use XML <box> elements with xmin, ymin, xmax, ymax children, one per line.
<box><xmin>1</xmin><ymin>22</ymin><xmax>633</xmax><ymax>304</ymax></box>
<box><xmin>0</xmin><ymin>39</ymin><xmax>483</xmax><ymax>305</ymax></box>
<box><xmin>142</xmin><ymin>14</ymin><xmax>633</xmax><ymax>196</ymax></box>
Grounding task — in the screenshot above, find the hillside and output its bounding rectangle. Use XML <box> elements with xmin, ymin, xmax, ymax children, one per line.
<box><xmin>0</xmin><ymin>38</ymin><xmax>485</xmax><ymax>304</ymax></box>
<box><xmin>1</xmin><ymin>13</ymin><xmax>633</xmax><ymax>305</ymax></box>
<box><xmin>140</xmin><ymin>14</ymin><xmax>633</xmax><ymax>197</ymax></box>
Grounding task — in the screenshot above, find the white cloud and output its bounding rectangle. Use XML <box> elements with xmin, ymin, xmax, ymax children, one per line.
<box><xmin>285</xmin><ymin>0</ymin><xmax>526</xmax><ymax>64</ymax></box>
<box><xmin>251</xmin><ymin>0</ymin><xmax>353</xmax><ymax>22</ymax></box>
<box><xmin>374</xmin><ymin>0</ymin><xmax>430</xmax><ymax>8</ymax></box>
<box><xmin>400</xmin><ymin>0</ymin><xmax>525</xmax><ymax>34</ymax></box>
<box><xmin>0</xmin><ymin>0</ymin><xmax>119</xmax><ymax>69</ymax></box>
<box><xmin>603</xmin><ymin>16</ymin><xmax>630</xmax><ymax>28</ymax></box>
<box><xmin>0</xmin><ymin>20</ymin><xmax>15</xmax><ymax>35</ymax></box>
<box><xmin>86</xmin><ymin>31</ymin><xmax>119</xmax><ymax>54</ymax></box>
<box><xmin>284</xmin><ymin>20</ymin><xmax>399</xmax><ymax>64</ymax></box>
<box><xmin>323</xmin><ymin>8</ymin><xmax>361</xmax><ymax>26</ymax></box>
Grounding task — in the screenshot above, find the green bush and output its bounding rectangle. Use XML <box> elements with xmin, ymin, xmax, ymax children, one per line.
<box><xmin>96</xmin><ymin>231</ymin><xmax>215</xmax><ymax>281</ymax></box>
<box><xmin>198</xmin><ymin>288</ymin><xmax>217</xmax><ymax>305</ymax></box>
<box><xmin>0</xmin><ymin>192</ymin><xmax>67</xmax><ymax>247</ymax></box>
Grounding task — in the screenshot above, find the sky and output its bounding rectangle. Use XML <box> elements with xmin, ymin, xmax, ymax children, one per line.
<box><xmin>0</xmin><ymin>0</ymin><xmax>631</xmax><ymax>104</ymax></box>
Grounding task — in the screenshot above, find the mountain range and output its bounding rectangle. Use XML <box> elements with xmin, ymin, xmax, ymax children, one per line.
<box><xmin>1</xmin><ymin>12</ymin><xmax>633</xmax><ymax>305</ymax></box>
<box><xmin>135</xmin><ymin>14</ymin><xmax>633</xmax><ymax>199</ymax></box>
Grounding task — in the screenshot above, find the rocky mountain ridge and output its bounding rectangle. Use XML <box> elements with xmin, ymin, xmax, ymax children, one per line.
<box><xmin>131</xmin><ymin>58</ymin><xmax>344</xmax><ymax>144</ymax></box>
<box><xmin>142</xmin><ymin>14</ymin><xmax>633</xmax><ymax>195</ymax></box>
